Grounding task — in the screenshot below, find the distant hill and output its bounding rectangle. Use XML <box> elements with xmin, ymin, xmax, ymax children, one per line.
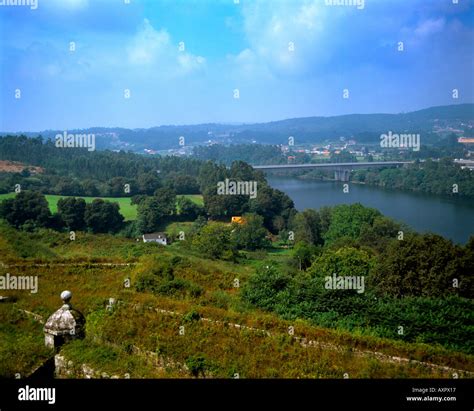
<box><xmin>237</xmin><ymin>104</ymin><xmax>474</xmax><ymax>144</ymax></box>
<box><xmin>3</xmin><ymin>103</ymin><xmax>473</xmax><ymax>151</ymax></box>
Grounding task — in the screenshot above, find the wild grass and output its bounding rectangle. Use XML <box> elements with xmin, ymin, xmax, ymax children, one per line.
<box><xmin>82</xmin><ymin>304</ymin><xmax>467</xmax><ymax>378</ymax></box>
<box><xmin>0</xmin><ymin>305</ymin><xmax>52</xmax><ymax>378</ymax></box>
<box><xmin>1</xmin><ymin>225</ymin><xmax>472</xmax><ymax>378</ymax></box>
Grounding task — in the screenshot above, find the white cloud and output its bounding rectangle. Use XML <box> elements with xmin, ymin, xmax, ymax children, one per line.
<box><xmin>177</xmin><ymin>53</ymin><xmax>206</xmax><ymax>74</ymax></box>
<box><xmin>127</xmin><ymin>19</ymin><xmax>170</xmax><ymax>65</ymax></box>
<box><xmin>232</xmin><ymin>0</ymin><xmax>329</xmax><ymax>77</ymax></box>
<box><xmin>401</xmin><ymin>17</ymin><xmax>448</xmax><ymax>49</ymax></box>
<box><xmin>127</xmin><ymin>19</ymin><xmax>205</xmax><ymax>76</ymax></box>
<box><xmin>414</xmin><ymin>18</ymin><xmax>446</xmax><ymax>38</ymax></box>
<box><xmin>227</xmin><ymin>48</ymin><xmax>263</xmax><ymax>76</ymax></box>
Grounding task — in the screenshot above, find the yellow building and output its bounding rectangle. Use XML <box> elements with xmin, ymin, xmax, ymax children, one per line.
<box><xmin>231</xmin><ymin>216</ymin><xmax>245</xmax><ymax>224</ymax></box>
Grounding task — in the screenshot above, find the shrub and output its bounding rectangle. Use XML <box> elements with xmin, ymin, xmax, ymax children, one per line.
<box><xmin>185</xmin><ymin>355</ymin><xmax>208</xmax><ymax>378</ymax></box>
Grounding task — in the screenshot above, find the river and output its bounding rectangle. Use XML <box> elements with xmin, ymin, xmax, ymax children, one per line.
<box><xmin>266</xmin><ymin>176</ymin><xmax>474</xmax><ymax>244</ymax></box>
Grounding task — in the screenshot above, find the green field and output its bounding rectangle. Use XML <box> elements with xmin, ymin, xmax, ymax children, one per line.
<box><xmin>180</xmin><ymin>194</ymin><xmax>203</xmax><ymax>206</ymax></box>
<box><xmin>0</xmin><ymin>193</ymin><xmax>203</xmax><ymax>221</ymax></box>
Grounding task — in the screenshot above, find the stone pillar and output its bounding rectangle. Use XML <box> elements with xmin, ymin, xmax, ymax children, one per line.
<box><xmin>335</xmin><ymin>169</ymin><xmax>350</xmax><ymax>182</ymax></box>
<box><xmin>44</xmin><ymin>291</ymin><xmax>85</xmax><ymax>350</ymax></box>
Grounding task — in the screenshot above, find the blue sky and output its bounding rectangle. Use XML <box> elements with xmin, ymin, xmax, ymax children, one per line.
<box><xmin>0</xmin><ymin>0</ymin><xmax>473</xmax><ymax>131</ymax></box>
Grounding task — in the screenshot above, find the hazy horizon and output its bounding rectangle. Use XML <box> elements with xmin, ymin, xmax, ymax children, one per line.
<box><xmin>2</xmin><ymin>102</ymin><xmax>473</xmax><ymax>134</ymax></box>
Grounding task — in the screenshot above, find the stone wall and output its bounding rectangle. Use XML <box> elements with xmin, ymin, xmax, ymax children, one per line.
<box><xmin>54</xmin><ymin>354</ymin><xmax>123</xmax><ymax>379</ymax></box>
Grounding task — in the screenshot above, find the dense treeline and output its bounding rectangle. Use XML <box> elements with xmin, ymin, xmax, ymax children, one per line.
<box><xmin>285</xmin><ymin>203</ymin><xmax>473</xmax><ymax>298</ymax></box>
<box><xmin>0</xmin><ymin>136</ymin><xmax>202</xmax><ymax>180</ymax></box>
<box><xmin>352</xmin><ymin>159</ymin><xmax>474</xmax><ymax>197</ymax></box>
<box><xmin>0</xmin><ymin>136</ymin><xmax>296</xmax><ymax>236</ymax></box>
<box><xmin>241</xmin><ymin>203</ymin><xmax>474</xmax><ymax>353</ymax></box>
<box><xmin>0</xmin><ymin>191</ymin><xmax>124</xmax><ymax>234</ymax></box>
<box><xmin>0</xmin><ymin>137</ymin><xmax>295</xmax><ymax>233</ymax></box>
<box><xmin>197</xmin><ymin>160</ymin><xmax>294</xmax><ymax>231</ymax></box>
<box><xmin>302</xmin><ymin>157</ymin><xmax>474</xmax><ymax>198</ymax></box>
<box><xmin>0</xmin><ymin>135</ymin><xmax>202</xmax><ymax>197</ymax></box>
<box><xmin>121</xmin><ymin>160</ymin><xmax>294</xmax><ymax>235</ymax></box>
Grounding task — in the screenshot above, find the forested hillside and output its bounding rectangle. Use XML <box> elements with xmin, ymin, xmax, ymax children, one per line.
<box><xmin>6</xmin><ymin>104</ymin><xmax>473</xmax><ymax>150</ymax></box>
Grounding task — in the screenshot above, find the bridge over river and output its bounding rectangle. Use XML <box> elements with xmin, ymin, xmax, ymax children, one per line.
<box><xmin>253</xmin><ymin>161</ymin><xmax>413</xmax><ymax>181</ymax></box>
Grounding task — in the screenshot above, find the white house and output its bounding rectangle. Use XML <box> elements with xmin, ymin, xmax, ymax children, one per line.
<box><xmin>142</xmin><ymin>233</ymin><xmax>168</xmax><ymax>246</ymax></box>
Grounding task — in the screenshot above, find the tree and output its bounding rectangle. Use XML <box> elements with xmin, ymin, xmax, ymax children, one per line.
<box><xmin>231</xmin><ymin>213</ymin><xmax>269</xmax><ymax>251</ymax></box>
<box><xmin>229</xmin><ymin>160</ymin><xmax>264</xmax><ymax>182</ymax></box>
<box><xmin>197</xmin><ymin>161</ymin><xmax>227</xmax><ymax>193</ymax></box>
<box><xmin>323</xmin><ymin>203</ymin><xmax>381</xmax><ymax>245</ymax></box>
<box><xmin>249</xmin><ymin>185</ymin><xmax>294</xmax><ymax>231</ymax></box>
<box><xmin>81</xmin><ymin>179</ymin><xmax>100</xmax><ymax>197</ymax></box>
<box><xmin>185</xmin><ymin>355</ymin><xmax>208</xmax><ymax>378</ymax></box>
<box><xmin>241</xmin><ymin>264</ymin><xmax>291</xmax><ymax>311</ymax></box>
<box><xmin>291</xmin><ymin>209</ymin><xmax>323</xmax><ymax>245</ymax></box>
<box><xmin>137</xmin><ymin>197</ymin><xmax>164</xmax><ymax>234</ymax></box>
<box><xmin>57</xmin><ymin>197</ymin><xmax>86</xmax><ymax>230</ymax></box>
<box><xmin>369</xmin><ymin>233</ymin><xmax>470</xmax><ymax>298</ymax></box>
<box><xmin>107</xmin><ymin>177</ymin><xmax>130</xmax><ymax>197</ymax></box>
<box><xmin>0</xmin><ymin>191</ymin><xmax>51</xmax><ymax>229</ymax></box>
<box><xmin>84</xmin><ymin>199</ymin><xmax>124</xmax><ymax>233</ymax></box>
<box><xmin>291</xmin><ymin>241</ymin><xmax>317</xmax><ymax>270</ymax></box>
<box><xmin>203</xmin><ymin>186</ymin><xmax>249</xmax><ymax>218</ymax></box>
<box><xmin>192</xmin><ymin>222</ymin><xmax>237</xmax><ymax>260</ymax></box>
<box><xmin>137</xmin><ymin>172</ymin><xmax>162</xmax><ymax>195</ymax></box>
<box><xmin>359</xmin><ymin>215</ymin><xmax>402</xmax><ymax>251</ymax></box>
<box><xmin>137</xmin><ymin>189</ymin><xmax>177</xmax><ymax>233</ymax></box>
<box><xmin>165</xmin><ymin>173</ymin><xmax>200</xmax><ymax>194</ymax></box>
<box><xmin>188</xmin><ymin>215</ymin><xmax>207</xmax><ymax>237</ymax></box>
<box><xmin>309</xmin><ymin>247</ymin><xmax>374</xmax><ymax>280</ymax></box>
<box><xmin>131</xmin><ymin>194</ymin><xmax>147</xmax><ymax>206</ymax></box>
<box><xmin>153</xmin><ymin>188</ymin><xmax>177</xmax><ymax>217</ymax></box>
<box><xmin>55</xmin><ymin>177</ymin><xmax>83</xmax><ymax>196</ymax></box>
<box><xmin>177</xmin><ymin>196</ymin><xmax>203</xmax><ymax>220</ymax></box>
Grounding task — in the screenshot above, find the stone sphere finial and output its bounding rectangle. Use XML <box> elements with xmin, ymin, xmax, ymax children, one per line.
<box><xmin>44</xmin><ymin>290</ymin><xmax>85</xmax><ymax>350</ymax></box>
<box><xmin>61</xmin><ymin>290</ymin><xmax>72</xmax><ymax>303</ymax></box>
